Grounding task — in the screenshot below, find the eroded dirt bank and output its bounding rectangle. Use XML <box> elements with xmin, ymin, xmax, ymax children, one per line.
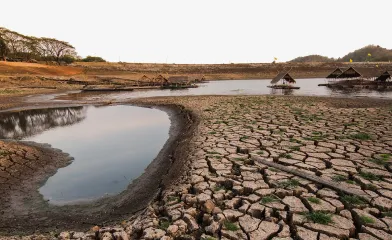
<box><xmin>1</xmin><ymin>95</ymin><xmax>392</xmax><ymax>240</ymax></box>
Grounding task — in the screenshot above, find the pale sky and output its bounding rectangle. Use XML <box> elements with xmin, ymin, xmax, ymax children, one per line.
<box><xmin>1</xmin><ymin>0</ymin><xmax>391</xmax><ymax>63</ymax></box>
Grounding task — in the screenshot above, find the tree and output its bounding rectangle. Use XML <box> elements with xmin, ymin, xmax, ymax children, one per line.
<box><xmin>0</xmin><ymin>37</ymin><xmax>9</xmax><ymax>61</ymax></box>
<box><xmin>38</xmin><ymin>38</ymin><xmax>76</xmax><ymax>64</ymax></box>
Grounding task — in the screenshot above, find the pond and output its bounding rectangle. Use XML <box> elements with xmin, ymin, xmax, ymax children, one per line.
<box><xmin>58</xmin><ymin>79</ymin><xmax>392</xmax><ymax>102</ymax></box>
<box><xmin>0</xmin><ymin>105</ymin><xmax>170</xmax><ymax>205</ymax></box>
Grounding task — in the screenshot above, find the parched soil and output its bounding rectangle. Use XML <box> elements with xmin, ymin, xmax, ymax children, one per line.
<box><xmin>1</xmin><ymin>95</ymin><xmax>392</xmax><ymax>240</ymax></box>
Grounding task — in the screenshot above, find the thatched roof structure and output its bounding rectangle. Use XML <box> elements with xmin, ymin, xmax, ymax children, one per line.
<box><xmin>139</xmin><ymin>75</ymin><xmax>151</xmax><ymax>81</ymax></box>
<box><xmin>153</xmin><ymin>74</ymin><xmax>168</xmax><ymax>84</ymax></box>
<box><xmin>326</xmin><ymin>68</ymin><xmax>344</xmax><ymax>79</ymax></box>
<box><xmin>271</xmin><ymin>72</ymin><xmax>296</xmax><ymax>84</ymax></box>
<box><xmin>375</xmin><ymin>71</ymin><xmax>392</xmax><ymax>82</ymax></box>
<box><xmin>336</xmin><ymin>67</ymin><xmax>362</xmax><ymax>79</ymax></box>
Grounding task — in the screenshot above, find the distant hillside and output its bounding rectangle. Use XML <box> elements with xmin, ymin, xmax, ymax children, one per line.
<box><xmin>340</xmin><ymin>45</ymin><xmax>392</xmax><ymax>62</ymax></box>
<box><xmin>289</xmin><ymin>45</ymin><xmax>392</xmax><ymax>63</ymax></box>
<box><xmin>289</xmin><ymin>55</ymin><xmax>335</xmax><ymax>63</ymax></box>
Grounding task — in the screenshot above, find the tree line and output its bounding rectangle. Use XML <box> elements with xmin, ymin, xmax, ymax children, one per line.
<box><xmin>0</xmin><ymin>27</ymin><xmax>105</xmax><ymax>64</ymax></box>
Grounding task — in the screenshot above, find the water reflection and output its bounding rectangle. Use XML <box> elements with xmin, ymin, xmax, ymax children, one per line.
<box><xmin>59</xmin><ymin>79</ymin><xmax>392</xmax><ymax>102</ymax></box>
<box><xmin>0</xmin><ymin>107</ymin><xmax>87</xmax><ymax>139</ymax></box>
<box><xmin>0</xmin><ymin>105</ymin><xmax>170</xmax><ymax>205</ymax></box>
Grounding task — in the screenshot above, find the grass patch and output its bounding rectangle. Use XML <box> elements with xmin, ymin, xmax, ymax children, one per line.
<box><xmin>201</xmin><ymin>237</ymin><xmax>218</xmax><ymax>240</ymax></box>
<box><xmin>366</xmin><ymin>184</ymin><xmax>378</xmax><ymax>191</ymax></box>
<box><xmin>279</xmin><ymin>153</ymin><xmax>292</xmax><ymax>159</ymax></box>
<box><xmin>256</xmin><ymin>151</ymin><xmax>264</xmax><ymax>155</ymax></box>
<box><xmin>307</xmin><ymin>197</ymin><xmax>321</xmax><ymax>204</ymax></box>
<box><xmin>208</xmin><ymin>131</ymin><xmax>217</xmax><ymax>135</ymax></box>
<box><xmin>382</xmin><ymin>212</ymin><xmax>392</xmax><ymax>217</ymax></box>
<box><xmin>277</xmin><ymin>179</ymin><xmax>300</xmax><ymax>189</ymax></box>
<box><xmin>269</xmin><ymin>167</ymin><xmax>280</xmax><ymax>172</ymax></box>
<box><xmin>341</xmin><ymin>195</ymin><xmax>365</xmax><ymax>206</ymax></box>
<box><xmin>305</xmin><ymin>211</ymin><xmax>333</xmax><ymax>225</ymax></box>
<box><xmin>290</xmin><ymin>146</ymin><xmax>300</xmax><ymax>151</ymax></box>
<box><xmin>349</xmin><ymin>132</ymin><xmax>371</xmax><ymax>140</ymax></box>
<box><xmin>260</xmin><ymin>195</ymin><xmax>280</xmax><ymax>204</ymax></box>
<box><xmin>359</xmin><ymin>171</ymin><xmax>382</xmax><ymax>181</ymax></box>
<box><xmin>346</xmin><ymin>180</ymin><xmax>356</xmax><ymax>185</ymax></box>
<box><xmin>360</xmin><ymin>215</ymin><xmax>375</xmax><ymax>224</ymax></box>
<box><xmin>166</xmin><ymin>196</ymin><xmax>180</xmax><ymax>203</ymax></box>
<box><xmin>234</xmin><ymin>157</ymin><xmax>245</xmax><ymax>161</ymax></box>
<box><xmin>159</xmin><ymin>220</ymin><xmax>171</xmax><ymax>230</ymax></box>
<box><xmin>289</xmin><ymin>138</ymin><xmax>302</xmax><ymax>143</ymax></box>
<box><xmin>214</xmin><ymin>185</ymin><xmax>226</xmax><ymax>192</ymax></box>
<box><xmin>223</xmin><ymin>221</ymin><xmax>239</xmax><ymax>231</ymax></box>
<box><xmin>331</xmin><ymin>175</ymin><xmax>348</xmax><ymax>182</ymax></box>
<box><xmin>240</xmin><ymin>136</ymin><xmax>249</xmax><ymax>141</ymax></box>
<box><xmin>380</xmin><ymin>154</ymin><xmax>391</xmax><ymax>160</ymax></box>
<box><xmin>0</xmin><ymin>150</ymin><xmax>9</xmax><ymax>157</ymax></box>
<box><xmin>369</xmin><ymin>158</ymin><xmax>388</xmax><ymax>165</ymax></box>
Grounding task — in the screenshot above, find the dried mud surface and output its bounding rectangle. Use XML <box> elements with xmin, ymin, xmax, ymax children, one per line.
<box><xmin>1</xmin><ymin>95</ymin><xmax>392</xmax><ymax>240</ymax></box>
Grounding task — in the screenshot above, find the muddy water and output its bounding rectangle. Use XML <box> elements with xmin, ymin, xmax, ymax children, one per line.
<box><xmin>0</xmin><ymin>105</ymin><xmax>170</xmax><ymax>205</ymax></box>
<box><xmin>59</xmin><ymin>79</ymin><xmax>392</xmax><ymax>102</ymax></box>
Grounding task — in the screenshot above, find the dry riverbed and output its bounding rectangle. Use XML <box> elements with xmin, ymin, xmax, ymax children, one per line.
<box><xmin>1</xmin><ymin>95</ymin><xmax>392</xmax><ymax>240</ymax></box>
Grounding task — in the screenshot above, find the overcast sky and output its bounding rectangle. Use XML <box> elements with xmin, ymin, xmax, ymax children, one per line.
<box><xmin>1</xmin><ymin>0</ymin><xmax>390</xmax><ymax>63</ymax></box>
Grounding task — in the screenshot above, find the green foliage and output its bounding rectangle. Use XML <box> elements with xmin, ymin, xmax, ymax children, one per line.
<box><xmin>289</xmin><ymin>55</ymin><xmax>335</xmax><ymax>63</ymax></box>
<box><xmin>277</xmin><ymin>179</ymin><xmax>300</xmax><ymax>189</ymax></box>
<box><xmin>360</xmin><ymin>215</ymin><xmax>375</xmax><ymax>224</ymax></box>
<box><xmin>307</xmin><ymin>197</ymin><xmax>321</xmax><ymax>204</ymax></box>
<box><xmin>260</xmin><ymin>195</ymin><xmax>280</xmax><ymax>204</ymax></box>
<box><xmin>305</xmin><ymin>211</ymin><xmax>333</xmax><ymax>225</ymax></box>
<box><xmin>359</xmin><ymin>171</ymin><xmax>382</xmax><ymax>181</ymax></box>
<box><xmin>224</xmin><ymin>221</ymin><xmax>239</xmax><ymax>231</ymax></box>
<box><xmin>341</xmin><ymin>195</ymin><xmax>365</xmax><ymax>206</ymax></box>
<box><xmin>159</xmin><ymin>220</ymin><xmax>171</xmax><ymax>230</ymax></box>
<box><xmin>279</xmin><ymin>153</ymin><xmax>292</xmax><ymax>159</ymax></box>
<box><xmin>349</xmin><ymin>133</ymin><xmax>371</xmax><ymax>140</ymax></box>
<box><xmin>369</xmin><ymin>158</ymin><xmax>388</xmax><ymax>165</ymax></box>
<box><xmin>331</xmin><ymin>175</ymin><xmax>348</xmax><ymax>182</ymax></box>
<box><xmin>80</xmin><ymin>55</ymin><xmax>106</xmax><ymax>62</ymax></box>
<box><xmin>340</xmin><ymin>45</ymin><xmax>392</xmax><ymax>62</ymax></box>
<box><xmin>0</xmin><ymin>150</ymin><xmax>9</xmax><ymax>156</ymax></box>
<box><xmin>290</xmin><ymin>146</ymin><xmax>300</xmax><ymax>151</ymax></box>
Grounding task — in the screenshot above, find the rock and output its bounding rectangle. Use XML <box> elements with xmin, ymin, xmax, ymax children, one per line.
<box><xmin>352</xmin><ymin>208</ymin><xmax>387</xmax><ymax>229</ymax></box>
<box><xmin>248</xmin><ymin>203</ymin><xmax>265</xmax><ymax>219</ymax></box>
<box><xmin>59</xmin><ymin>232</ymin><xmax>71</xmax><ymax>239</ymax></box>
<box><xmin>183</xmin><ymin>214</ymin><xmax>200</xmax><ymax>232</ymax></box>
<box><xmin>292</xmin><ymin>214</ymin><xmax>307</xmax><ymax>225</ymax></box>
<box><xmin>102</xmin><ymin>232</ymin><xmax>114</xmax><ymax>240</ymax></box>
<box><xmin>167</xmin><ymin>225</ymin><xmax>179</xmax><ymax>236</ymax></box>
<box><xmin>319</xmin><ymin>234</ymin><xmax>340</xmax><ymax>240</ymax></box>
<box><xmin>372</xmin><ymin>197</ymin><xmax>392</xmax><ymax>211</ymax></box>
<box><xmin>304</xmin><ymin>223</ymin><xmax>350</xmax><ymax>239</ymax></box>
<box><xmin>249</xmin><ymin>221</ymin><xmax>279</xmax><ymax>240</ymax></box>
<box><xmin>143</xmin><ymin>228</ymin><xmax>166</xmax><ymax>240</ymax></box>
<box><xmin>296</xmin><ymin>226</ymin><xmax>317</xmax><ymax>240</ymax></box>
<box><xmin>72</xmin><ymin>232</ymin><xmax>85</xmax><ymax>239</ymax></box>
<box><xmin>330</xmin><ymin>214</ymin><xmax>356</xmax><ymax>237</ymax></box>
<box><xmin>358</xmin><ymin>233</ymin><xmax>379</xmax><ymax>240</ymax></box>
<box><xmin>203</xmin><ymin>200</ymin><xmax>216</xmax><ymax>214</ymax></box>
<box><xmin>362</xmin><ymin>226</ymin><xmax>392</xmax><ymax>240</ymax></box>
<box><xmin>340</xmin><ymin>209</ymin><xmax>352</xmax><ymax>219</ymax></box>
<box><xmin>197</xmin><ymin>193</ymin><xmax>211</xmax><ymax>203</ymax></box>
<box><xmin>223</xmin><ymin>209</ymin><xmax>244</xmax><ymax>221</ymax></box>
<box><xmin>282</xmin><ymin>196</ymin><xmax>308</xmax><ymax>213</ymax></box>
<box><xmin>205</xmin><ymin>221</ymin><xmax>220</xmax><ymax>236</ymax></box>
<box><xmin>277</xmin><ymin>224</ymin><xmax>291</xmax><ymax>238</ymax></box>
<box><xmin>221</xmin><ymin>229</ymin><xmax>247</xmax><ymax>240</ymax></box>
<box><xmin>238</xmin><ymin>214</ymin><xmax>261</xmax><ymax>233</ymax></box>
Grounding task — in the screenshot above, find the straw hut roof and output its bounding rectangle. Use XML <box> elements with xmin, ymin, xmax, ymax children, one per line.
<box><xmin>326</xmin><ymin>68</ymin><xmax>344</xmax><ymax>79</ymax></box>
<box><xmin>375</xmin><ymin>71</ymin><xmax>392</xmax><ymax>82</ymax></box>
<box><xmin>154</xmin><ymin>74</ymin><xmax>168</xmax><ymax>82</ymax></box>
<box><xmin>336</xmin><ymin>67</ymin><xmax>362</xmax><ymax>79</ymax></box>
<box><xmin>271</xmin><ymin>72</ymin><xmax>296</xmax><ymax>84</ymax></box>
<box><xmin>168</xmin><ymin>76</ymin><xmax>189</xmax><ymax>84</ymax></box>
<box><xmin>139</xmin><ymin>75</ymin><xmax>151</xmax><ymax>81</ymax></box>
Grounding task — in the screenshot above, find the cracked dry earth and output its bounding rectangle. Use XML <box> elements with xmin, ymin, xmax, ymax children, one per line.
<box><xmin>3</xmin><ymin>95</ymin><xmax>392</xmax><ymax>240</ymax></box>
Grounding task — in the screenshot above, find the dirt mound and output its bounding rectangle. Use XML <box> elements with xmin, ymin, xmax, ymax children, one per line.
<box><xmin>0</xmin><ymin>62</ymin><xmax>83</xmax><ymax>76</ymax></box>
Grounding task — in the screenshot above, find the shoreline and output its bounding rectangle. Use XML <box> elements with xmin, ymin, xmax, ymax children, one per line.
<box><xmin>0</xmin><ymin>102</ymin><xmax>197</xmax><ymax>235</ymax></box>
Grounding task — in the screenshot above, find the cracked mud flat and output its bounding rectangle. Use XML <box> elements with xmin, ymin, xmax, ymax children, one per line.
<box><xmin>2</xmin><ymin>95</ymin><xmax>392</xmax><ymax>240</ymax></box>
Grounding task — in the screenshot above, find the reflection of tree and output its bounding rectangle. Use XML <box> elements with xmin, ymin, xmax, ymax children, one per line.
<box><xmin>0</xmin><ymin>107</ymin><xmax>87</xmax><ymax>139</ymax></box>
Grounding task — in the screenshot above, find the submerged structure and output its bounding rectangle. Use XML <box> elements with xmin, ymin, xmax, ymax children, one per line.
<box><xmin>268</xmin><ymin>71</ymin><xmax>299</xmax><ymax>89</ymax></box>
<box><xmin>375</xmin><ymin>71</ymin><xmax>392</xmax><ymax>82</ymax></box>
<box><xmin>163</xmin><ymin>76</ymin><xmax>197</xmax><ymax>89</ymax></box>
<box><xmin>326</xmin><ymin>68</ymin><xmax>344</xmax><ymax>82</ymax></box>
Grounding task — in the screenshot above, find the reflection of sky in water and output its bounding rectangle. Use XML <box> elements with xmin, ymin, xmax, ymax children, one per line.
<box><xmin>70</xmin><ymin>79</ymin><xmax>392</xmax><ymax>101</ymax></box>
<box><xmin>22</xmin><ymin>105</ymin><xmax>170</xmax><ymax>205</ymax></box>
